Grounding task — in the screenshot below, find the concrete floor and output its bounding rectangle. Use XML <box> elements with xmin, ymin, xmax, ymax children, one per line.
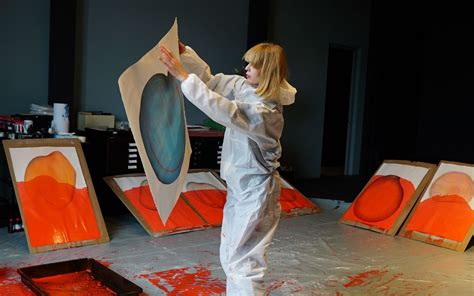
<box><xmin>0</xmin><ymin>199</ymin><xmax>473</xmax><ymax>295</ymax></box>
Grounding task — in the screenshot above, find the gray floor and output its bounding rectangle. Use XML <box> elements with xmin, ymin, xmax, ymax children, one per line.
<box><xmin>1</xmin><ymin>199</ymin><xmax>473</xmax><ymax>295</ymax></box>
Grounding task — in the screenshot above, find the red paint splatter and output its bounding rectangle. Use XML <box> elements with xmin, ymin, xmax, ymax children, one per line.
<box><xmin>266</xmin><ymin>278</ymin><xmax>303</xmax><ymax>294</ymax></box>
<box><xmin>139</xmin><ymin>264</ymin><xmax>225</xmax><ymax>295</ymax></box>
<box><xmin>267</xmin><ymin>279</ymin><xmax>286</xmax><ymax>291</ymax></box>
<box><xmin>343</xmin><ymin>269</ymin><xmax>388</xmax><ymax>288</ymax></box>
<box><xmin>335</xmin><ymin>292</ymin><xmax>344</xmax><ymax>296</ymax></box>
<box><xmin>0</xmin><ymin>266</ymin><xmax>35</xmax><ymax>296</ymax></box>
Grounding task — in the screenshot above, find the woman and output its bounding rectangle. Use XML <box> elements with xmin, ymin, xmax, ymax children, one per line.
<box><xmin>160</xmin><ymin>42</ymin><xmax>296</xmax><ymax>295</ymax></box>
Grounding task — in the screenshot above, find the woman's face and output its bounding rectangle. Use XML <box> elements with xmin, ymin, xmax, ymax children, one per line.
<box><xmin>245</xmin><ymin>63</ymin><xmax>261</xmax><ymax>85</ymax></box>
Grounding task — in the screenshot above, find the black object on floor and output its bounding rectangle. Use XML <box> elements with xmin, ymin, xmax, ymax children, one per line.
<box><xmin>18</xmin><ymin>258</ymin><xmax>143</xmax><ymax>296</ymax></box>
<box><xmin>292</xmin><ymin>175</ymin><xmax>370</xmax><ymax>202</ymax></box>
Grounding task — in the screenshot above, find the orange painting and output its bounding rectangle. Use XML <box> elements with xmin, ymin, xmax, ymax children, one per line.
<box><xmin>181</xmin><ymin>171</ymin><xmax>227</xmax><ymax>226</ymax></box>
<box><xmin>279</xmin><ymin>178</ymin><xmax>319</xmax><ymax>216</ymax></box>
<box><xmin>340</xmin><ymin>161</ymin><xmax>433</xmax><ymax>235</ymax></box>
<box><xmin>342</xmin><ymin>175</ymin><xmax>415</xmax><ymax>230</ymax></box>
<box><xmin>405</xmin><ymin>169</ymin><xmax>474</xmax><ymax>243</ymax></box>
<box><xmin>3</xmin><ymin>140</ymin><xmax>108</xmax><ymax>253</ymax></box>
<box><xmin>110</xmin><ymin>175</ymin><xmax>208</xmax><ymax>236</ymax></box>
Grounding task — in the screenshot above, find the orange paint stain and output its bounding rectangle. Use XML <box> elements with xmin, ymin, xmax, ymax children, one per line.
<box><xmin>406</xmin><ymin>194</ymin><xmax>474</xmax><ymax>242</ymax></box>
<box><xmin>17</xmin><ymin>178</ymin><xmax>100</xmax><ymax>247</ymax></box>
<box><xmin>279</xmin><ymin>188</ymin><xmax>317</xmax><ymax>214</ymax></box>
<box><xmin>182</xmin><ymin>189</ymin><xmax>226</xmax><ymax>225</ymax></box>
<box><xmin>32</xmin><ymin>271</ymin><xmax>116</xmax><ymax>295</ymax></box>
<box><xmin>0</xmin><ymin>266</ymin><xmax>35</xmax><ymax>296</ymax></box>
<box><xmin>343</xmin><ymin>269</ymin><xmax>388</xmax><ymax>288</ymax></box>
<box><xmin>123</xmin><ymin>186</ymin><xmax>207</xmax><ymax>233</ymax></box>
<box><xmin>342</xmin><ymin>175</ymin><xmax>415</xmax><ymax>230</ymax></box>
<box><xmin>140</xmin><ymin>265</ymin><xmax>225</xmax><ymax>295</ymax></box>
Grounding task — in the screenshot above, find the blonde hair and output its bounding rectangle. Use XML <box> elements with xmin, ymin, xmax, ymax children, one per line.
<box><xmin>243</xmin><ymin>43</ymin><xmax>288</xmax><ymax>99</ymax></box>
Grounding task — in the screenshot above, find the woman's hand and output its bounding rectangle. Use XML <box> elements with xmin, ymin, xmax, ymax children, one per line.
<box><xmin>159</xmin><ymin>46</ymin><xmax>189</xmax><ymax>82</ymax></box>
<box><xmin>178</xmin><ymin>40</ymin><xmax>186</xmax><ymax>54</ymax></box>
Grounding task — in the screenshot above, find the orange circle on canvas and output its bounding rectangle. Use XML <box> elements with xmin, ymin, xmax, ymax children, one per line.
<box><xmin>353</xmin><ymin>175</ymin><xmax>403</xmax><ymax>222</ymax></box>
<box><xmin>24</xmin><ymin>151</ymin><xmax>76</xmax><ymax>209</ymax></box>
<box><xmin>429</xmin><ymin>171</ymin><xmax>474</xmax><ymax>201</ymax></box>
<box><xmin>139</xmin><ymin>183</ymin><xmax>157</xmax><ymax>210</ymax></box>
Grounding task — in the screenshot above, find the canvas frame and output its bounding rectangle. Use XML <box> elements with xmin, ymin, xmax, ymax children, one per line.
<box><xmin>2</xmin><ymin>138</ymin><xmax>109</xmax><ymax>253</ymax></box>
<box><xmin>398</xmin><ymin>160</ymin><xmax>474</xmax><ymax>252</ymax></box>
<box><xmin>279</xmin><ymin>177</ymin><xmax>320</xmax><ymax>217</ymax></box>
<box><xmin>104</xmin><ymin>170</ymin><xmax>215</xmax><ymax>237</ymax></box>
<box><xmin>103</xmin><ymin>173</ymin><xmax>158</xmax><ymax>236</ymax></box>
<box><xmin>340</xmin><ymin>160</ymin><xmax>436</xmax><ymax>236</ymax></box>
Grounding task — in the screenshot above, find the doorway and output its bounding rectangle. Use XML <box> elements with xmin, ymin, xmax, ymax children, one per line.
<box><xmin>321</xmin><ymin>46</ymin><xmax>354</xmax><ymax>176</ymax></box>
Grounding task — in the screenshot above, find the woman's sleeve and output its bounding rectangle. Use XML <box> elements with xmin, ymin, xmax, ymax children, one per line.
<box><xmin>180</xmin><ymin>46</ymin><xmax>245</xmax><ymax>99</ymax></box>
<box><xmin>180</xmin><ymin>46</ymin><xmax>212</xmax><ymax>83</ymax></box>
<box><xmin>181</xmin><ymin>74</ymin><xmax>282</xmax><ymax>145</ymax></box>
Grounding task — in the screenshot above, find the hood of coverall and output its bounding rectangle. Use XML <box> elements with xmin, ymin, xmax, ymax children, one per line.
<box><xmin>278</xmin><ymin>79</ymin><xmax>297</xmax><ymax>106</ymax></box>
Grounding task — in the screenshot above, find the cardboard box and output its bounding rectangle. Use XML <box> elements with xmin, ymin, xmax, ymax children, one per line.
<box><xmin>77</xmin><ymin>112</ymin><xmax>115</xmax><ymax>131</ymax></box>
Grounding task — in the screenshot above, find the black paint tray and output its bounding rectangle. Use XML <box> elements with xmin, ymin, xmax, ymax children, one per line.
<box><xmin>17</xmin><ymin>258</ymin><xmax>143</xmax><ymax>295</ymax></box>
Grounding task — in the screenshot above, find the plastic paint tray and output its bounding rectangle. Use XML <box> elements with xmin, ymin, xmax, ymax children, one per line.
<box><xmin>17</xmin><ymin>258</ymin><xmax>143</xmax><ymax>296</ymax></box>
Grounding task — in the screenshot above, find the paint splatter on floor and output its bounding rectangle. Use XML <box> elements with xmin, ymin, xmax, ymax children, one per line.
<box><xmin>343</xmin><ymin>269</ymin><xmax>389</xmax><ymax>287</ymax></box>
<box><xmin>139</xmin><ymin>264</ymin><xmax>225</xmax><ymax>295</ymax></box>
<box><xmin>0</xmin><ymin>266</ymin><xmax>35</xmax><ymax>296</ymax></box>
<box><xmin>266</xmin><ymin>278</ymin><xmax>304</xmax><ymax>294</ymax></box>
<box><xmin>339</xmin><ymin>269</ymin><xmax>444</xmax><ymax>295</ymax></box>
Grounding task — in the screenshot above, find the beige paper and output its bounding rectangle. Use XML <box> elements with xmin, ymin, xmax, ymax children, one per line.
<box><xmin>118</xmin><ymin>19</ymin><xmax>191</xmax><ymax>223</ymax></box>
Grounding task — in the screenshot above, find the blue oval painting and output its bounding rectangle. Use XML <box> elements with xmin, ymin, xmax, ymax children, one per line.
<box><xmin>140</xmin><ymin>74</ymin><xmax>185</xmax><ymax>184</ymax></box>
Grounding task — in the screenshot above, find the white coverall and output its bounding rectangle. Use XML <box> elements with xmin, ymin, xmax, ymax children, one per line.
<box><xmin>180</xmin><ymin>47</ymin><xmax>296</xmax><ymax>295</ymax></box>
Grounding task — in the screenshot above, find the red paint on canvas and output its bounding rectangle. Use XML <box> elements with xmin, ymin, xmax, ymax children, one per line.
<box><xmin>17</xmin><ymin>178</ymin><xmax>100</xmax><ymax>247</ymax></box>
<box><xmin>342</xmin><ymin>175</ymin><xmax>415</xmax><ymax>230</ymax></box>
<box><xmin>279</xmin><ymin>188</ymin><xmax>317</xmax><ymax>213</ymax></box>
<box><xmin>406</xmin><ymin>195</ymin><xmax>474</xmax><ymax>242</ymax></box>
<box><xmin>182</xmin><ymin>189</ymin><xmax>226</xmax><ymax>225</ymax></box>
<box><xmin>123</xmin><ymin>186</ymin><xmax>207</xmax><ymax>233</ymax></box>
<box><xmin>32</xmin><ymin>271</ymin><xmax>116</xmax><ymax>295</ymax></box>
<box><xmin>140</xmin><ymin>265</ymin><xmax>225</xmax><ymax>295</ymax></box>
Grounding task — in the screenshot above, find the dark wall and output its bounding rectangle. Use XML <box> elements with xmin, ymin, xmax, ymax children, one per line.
<box><xmin>415</xmin><ymin>6</ymin><xmax>474</xmax><ymax>164</ymax></box>
<box><xmin>361</xmin><ymin>2</ymin><xmax>474</xmax><ymax>175</ymax></box>
<box><xmin>269</xmin><ymin>0</ymin><xmax>372</xmax><ymax>178</ymax></box>
<box><xmin>1</xmin><ymin>0</ymin><xmax>50</xmax><ymax>115</ymax></box>
<box><xmin>78</xmin><ymin>0</ymin><xmax>248</xmax><ymax>125</ymax></box>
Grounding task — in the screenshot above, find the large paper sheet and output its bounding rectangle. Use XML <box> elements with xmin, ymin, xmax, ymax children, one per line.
<box><xmin>118</xmin><ymin>19</ymin><xmax>191</xmax><ymax>223</ymax></box>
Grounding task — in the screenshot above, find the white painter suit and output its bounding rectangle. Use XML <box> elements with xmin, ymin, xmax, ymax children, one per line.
<box><xmin>180</xmin><ymin>47</ymin><xmax>296</xmax><ymax>295</ymax></box>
